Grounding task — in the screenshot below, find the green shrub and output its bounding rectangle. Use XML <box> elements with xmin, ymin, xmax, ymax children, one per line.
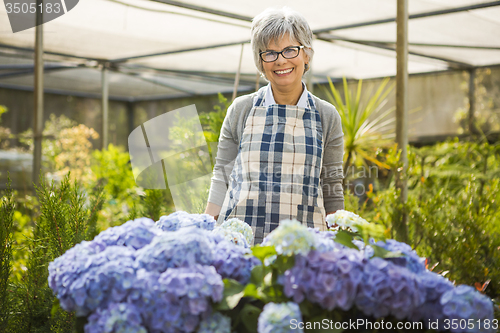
<box><xmin>0</xmin><ymin>177</ymin><xmax>15</xmax><ymax>333</ymax></box>
<box><xmin>6</xmin><ymin>174</ymin><xmax>104</xmax><ymax>333</ymax></box>
<box><xmin>354</xmin><ymin>139</ymin><xmax>500</xmax><ymax>299</ymax></box>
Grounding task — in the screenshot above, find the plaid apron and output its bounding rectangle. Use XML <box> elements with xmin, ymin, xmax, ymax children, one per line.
<box><xmin>218</xmin><ymin>90</ymin><xmax>326</xmax><ymax>244</ymax></box>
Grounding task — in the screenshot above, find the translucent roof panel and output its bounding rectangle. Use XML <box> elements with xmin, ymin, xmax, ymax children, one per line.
<box><xmin>0</xmin><ymin>0</ymin><xmax>252</xmax><ymax>59</ymax></box>
<box><xmin>0</xmin><ymin>0</ymin><xmax>499</xmax><ymax>100</ymax></box>
<box><xmin>310</xmin><ymin>40</ymin><xmax>449</xmax><ymax>80</ymax></box>
<box><xmin>0</xmin><ymin>67</ymin><xmax>189</xmax><ymax>100</ymax></box>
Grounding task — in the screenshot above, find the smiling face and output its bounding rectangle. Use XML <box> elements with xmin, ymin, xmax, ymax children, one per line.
<box><xmin>262</xmin><ymin>34</ymin><xmax>309</xmax><ymax>92</ymax></box>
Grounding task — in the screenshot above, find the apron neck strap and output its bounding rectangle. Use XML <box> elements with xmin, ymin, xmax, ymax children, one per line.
<box><xmin>254</xmin><ymin>89</ymin><xmax>266</xmax><ymax>107</ymax></box>
<box><xmin>254</xmin><ymin>88</ymin><xmax>316</xmax><ymax>109</ymax></box>
<box><xmin>306</xmin><ymin>92</ymin><xmax>315</xmax><ymax>110</ymax></box>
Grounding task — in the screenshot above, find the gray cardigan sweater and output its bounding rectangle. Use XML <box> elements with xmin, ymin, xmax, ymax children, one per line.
<box><xmin>207</xmin><ymin>86</ymin><xmax>345</xmax><ymax>213</ymax></box>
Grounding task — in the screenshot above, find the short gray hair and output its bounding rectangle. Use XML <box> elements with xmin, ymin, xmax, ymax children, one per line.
<box><xmin>251</xmin><ymin>7</ymin><xmax>314</xmax><ymax>79</ymax></box>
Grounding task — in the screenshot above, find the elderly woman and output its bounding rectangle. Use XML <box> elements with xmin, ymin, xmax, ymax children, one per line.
<box><xmin>205</xmin><ymin>7</ymin><xmax>344</xmax><ymax>244</ymax></box>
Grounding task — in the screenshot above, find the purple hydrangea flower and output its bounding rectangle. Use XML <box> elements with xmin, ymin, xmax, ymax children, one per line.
<box><xmin>129</xmin><ymin>265</ymin><xmax>223</xmax><ymax>333</ymax></box>
<box><xmin>352</xmin><ymin>240</ymin><xmax>375</xmax><ymax>259</ymax></box>
<box><xmin>197</xmin><ymin>312</ymin><xmax>231</xmax><ymax>333</ymax></box>
<box><xmin>48</xmin><ymin>240</ymin><xmax>103</xmax><ymax>300</ymax></box>
<box><xmin>93</xmin><ymin>217</ymin><xmax>162</xmax><ymax>250</ymax></box>
<box><xmin>85</xmin><ymin>302</ymin><xmax>146</xmax><ymax>333</ymax></box>
<box><xmin>157</xmin><ymin>211</ymin><xmax>187</xmax><ymax>231</ymax></box>
<box><xmin>282</xmin><ymin>249</ymin><xmax>364</xmax><ymax>311</ymax></box>
<box><xmin>50</xmin><ymin>245</ymin><xmax>137</xmax><ymax>316</ymax></box>
<box><xmin>258</xmin><ymin>302</ymin><xmax>303</xmax><ymax>333</ymax></box>
<box><xmin>440</xmin><ymin>285</ymin><xmax>495</xmax><ymax>333</ymax></box>
<box><xmin>355</xmin><ymin>257</ymin><xmax>425</xmax><ymax>320</ymax></box>
<box><xmin>135</xmin><ymin>227</ymin><xmax>216</xmax><ymax>273</ymax></box>
<box><xmin>410</xmin><ymin>270</ymin><xmax>454</xmax><ymax>327</ymax></box>
<box><xmin>211</xmin><ymin>240</ymin><xmax>260</xmax><ymax>284</ymax></box>
<box><xmin>373</xmin><ymin>239</ymin><xmax>426</xmax><ymax>273</ymax></box>
<box><xmin>307</xmin><ymin>228</ymin><xmax>342</xmax><ymax>253</ymax></box>
<box><xmin>156</xmin><ymin>211</ymin><xmax>216</xmax><ymax>232</ymax></box>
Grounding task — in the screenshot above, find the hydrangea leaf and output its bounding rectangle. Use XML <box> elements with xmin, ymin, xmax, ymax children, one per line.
<box><xmin>371</xmin><ymin>245</ymin><xmax>403</xmax><ymax>259</ymax></box>
<box><xmin>243</xmin><ymin>283</ymin><xmax>258</xmax><ymax>298</ymax></box>
<box><xmin>356</xmin><ymin>222</ymin><xmax>386</xmax><ymax>244</ymax></box>
<box><xmin>243</xmin><ymin>283</ymin><xmax>268</xmax><ymax>302</ymax></box>
<box><xmin>240</xmin><ymin>303</ymin><xmax>261</xmax><ymax>332</ymax></box>
<box><xmin>333</xmin><ymin>230</ymin><xmax>358</xmax><ymax>249</ymax></box>
<box><xmin>299</xmin><ymin>302</ymin><xmax>311</xmax><ymax>318</ymax></box>
<box><xmin>272</xmin><ymin>254</ymin><xmax>295</xmax><ymax>272</ymax></box>
<box><xmin>217</xmin><ymin>279</ymin><xmax>245</xmax><ymax>310</ymax></box>
<box><xmin>251</xmin><ymin>245</ymin><xmax>277</xmax><ymax>263</ymax></box>
<box><xmin>250</xmin><ymin>264</ymin><xmax>267</xmax><ymax>286</ymax></box>
<box><xmin>263</xmin><ymin>271</ymin><xmax>273</xmax><ymax>286</ymax></box>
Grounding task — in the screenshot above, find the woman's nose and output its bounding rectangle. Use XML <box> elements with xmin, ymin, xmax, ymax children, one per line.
<box><xmin>275</xmin><ymin>53</ymin><xmax>287</xmax><ymax>65</ymax></box>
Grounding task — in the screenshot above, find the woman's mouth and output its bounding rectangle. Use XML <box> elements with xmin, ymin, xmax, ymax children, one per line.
<box><xmin>274</xmin><ymin>68</ymin><xmax>294</xmax><ymax>76</ymax></box>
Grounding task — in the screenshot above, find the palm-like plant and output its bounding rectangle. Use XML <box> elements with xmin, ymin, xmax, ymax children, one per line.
<box><xmin>322</xmin><ymin>77</ymin><xmax>395</xmax><ymax>173</ymax></box>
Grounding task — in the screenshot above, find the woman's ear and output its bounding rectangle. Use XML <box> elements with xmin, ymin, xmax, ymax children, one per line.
<box><xmin>303</xmin><ymin>49</ymin><xmax>311</xmax><ymax>73</ymax></box>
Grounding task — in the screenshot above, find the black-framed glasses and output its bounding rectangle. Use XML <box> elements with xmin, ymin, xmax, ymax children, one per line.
<box><xmin>259</xmin><ymin>46</ymin><xmax>304</xmax><ymax>62</ymax></box>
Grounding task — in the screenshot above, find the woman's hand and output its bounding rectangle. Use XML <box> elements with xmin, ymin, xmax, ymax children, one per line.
<box><xmin>205</xmin><ymin>202</ymin><xmax>222</xmax><ymax>221</ymax></box>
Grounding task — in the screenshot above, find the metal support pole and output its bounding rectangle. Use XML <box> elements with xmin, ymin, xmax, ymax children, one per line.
<box><xmin>232</xmin><ymin>43</ymin><xmax>244</xmax><ymax>101</ymax></box>
<box><xmin>101</xmin><ymin>64</ymin><xmax>109</xmax><ymax>150</ymax></box>
<box><xmin>468</xmin><ymin>69</ymin><xmax>476</xmax><ymax>135</ymax></box>
<box><xmin>395</xmin><ymin>0</ymin><xmax>409</xmax><ymax>243</ymax></box>
<box><xmin>127</xmin><ymin>102</ymin><xmax>135</xmax><ymax>136</ymax></box>
<box><xmin>33</xmin><ymin>0</ymin><xmax>44</xmax><ymax>186</ymax></box>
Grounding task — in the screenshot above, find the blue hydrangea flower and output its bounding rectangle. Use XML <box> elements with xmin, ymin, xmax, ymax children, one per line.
<box><xmin>93</xmin><ymin>217</ymin><xmax>162</xmax><ymax>250</ymax></box>
<box><xmin>180</xmin><ymin>213</ymin><xmax>216</xmax><ymax>230</ymax></box>
<box><xmin>410</xmin><ymin>271</ymin><xmax>454</xmax><ymax>329</ymax></box>
<box><xmin>50</xmin><ymin>245</ymin><xmax>137</xmax><ymax>316</ymax></box>
<box><xmin>212</xmin><ymin>240</ymin><xmax>260</xmax><ymax>284</ymax></box>
<box><xmin>262</xmin><ymin>220</ymin><xmax>316</xmax><ymax>256</ymax></box>
<box><xmin>212</xmin><ymin>227</ymin><xmax>249</xmax><ymax>248</ymax></box>
<box><xmin>307</xmin><ymin>228</ymin><xmax>342</xmax><ymax>253</ymax></box>
<box><xmin>48</xmin><ymin>240</ymin><xmax>103</xmax><ymax>302</ymax></box>
<box><xmin>135</xmin><ymin>227</ymin><xmax>216</xmax><ymax>272</ymax></box>
<box><xmin>352</xmin><ymin>240</ymin><xmax>375</xmax><ymax>259</ymax></box>
<box><xmin>126</xmin><ymin>268</ymin><xmax>160</xmax><ymax>311</ymax></box>
<box><xmin>373</xmin><ymin>239</ymin><xmax>426</xmax><ymax>273</ymax></box>
<box><xmin>85</xmin><ymin>302</ymin><xmax>146</xmax><ymax>333</ymax></box>
<box><xmin>157</xmin><ymin>211</ymin><xmax>187</xmax><ymax>231</ymax></box>
<box><xmin>157</xmin><ymin>211</ymin><xmax>216</xmax><ymax>232</ymax></box>
<box><xmin>129</xmin><ymin>265</ymin><xmax>224</xmax><ymax>333</ymax></box>
<box><xmin>258</xmin><ymin>302</ymin><xmax>303</xmax><ymax>333</ymax></box>
<box><xmin>197</xmin><ymin>312</ymin><xmax>231</xmax><ymax>333</ymax></box>
<box><xmin>440</xmin><ymin>285</ymin><xmax>494</xmax><ymax>332</ymax></box>
<box><xmin>282</xmin><ymin>249</ymin><xmax>364</xmax><ymax>311</ymax></box>
<box><xmin>219</xmin><ymin>218</ymin><xmax>254</xmax><ymax>245</ymax></box>
<box><xmin>355</xmin><ymin>257</ymin><xmax>424</xmax><ymax>320</ymax></box>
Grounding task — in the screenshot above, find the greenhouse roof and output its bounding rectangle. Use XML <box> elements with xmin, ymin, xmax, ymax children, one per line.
<box><xmin>1</xmin><ymin>0</ymin><xmax>500</xmax><ymax>101</ymax></box>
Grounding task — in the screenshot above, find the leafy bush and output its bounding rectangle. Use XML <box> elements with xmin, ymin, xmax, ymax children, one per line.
<box><xmin>352</xmin><ymin>139</ymin><xmax>500</xmax><ymax>300</ymax></box>
<box><xmin>0</xmin><ymin>178</ymin><xmax>15</xmax><ymax>333</ymax></box>
<box><xmin>6</xmin><ymin>175</ymin><xmax>104</xmax><ymax>333</ymax></box>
